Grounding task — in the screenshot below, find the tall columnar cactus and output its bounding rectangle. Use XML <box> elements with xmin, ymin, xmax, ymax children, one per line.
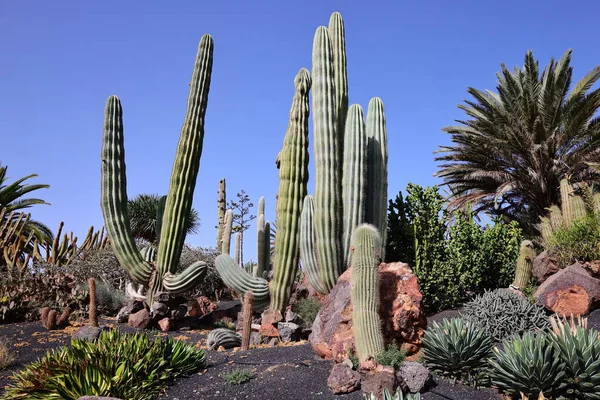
<box><xmin>234</xmin><ymin>232</ymin><xmax>241</xmax><ymax>266</ymax></box>
<box><xmin>88</xmin><ymin>277</ymin><xmax>98</xmax><ymax>327</ymax></box>
<box><xmin>255</xmin><ymin>196</ymin><xmax>270</xmax><ymax>278</ymax></box>
<box><xmin>365</xmin><ymin>97</ymin><xmax>388</xmax><ymax>259</ymax></box>
<box><xmin>221</xmin><ymin>209</ymin><xmax>233</xmax><ymax>255</ymax></box>
<box><xmin>269</xmin><ymin>68</ymin><xmax>311</xmax><ymax>313</ymax></box>
<box><xmin>512</xmin><ymin>240</ymin><xmax>536</xmax><ymax>290</ymax></box>
<box><xmin>299</xmin><ymin>195</ymin><xmax>328</xmax><ymax>294</ymax></box>
<box><xmin>216</xmin><ymin>178</ymin><xmax>227</xmax><ymax>249</ymax></box>
<box><xmin>560</xmin><ymin>179</ymin><xmax>576</xmax><ymax>227</ymax></box>
<box><xmin>241</xmin><ymin>291</ymin><xmax>254</xmax><ymax>351</ymax></box>
<box><xmin>350</xmin><ymin>224</ymin><xmax>385</xmax><ymax>364</ymax></box>
<box><xmin>100</xmin><ymin>34</ymin><xmax>213</xmax><ymax>305</ymax></box>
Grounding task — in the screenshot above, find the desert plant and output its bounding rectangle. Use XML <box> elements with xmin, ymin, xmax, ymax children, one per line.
<box><xmin>363</xmin><ymin>388</ymin><xmax>421</xmax><ymax>400</ymax></box>
<box><xmin>4</xmin><ymin>329</ymin><xmax>205</xmax><ymax>400</ymax></box>
<box><xmin>293</xmin><ymin>297</ymin><xmax>321</xmax><ymax>328</ymax></box>
<box><xmin>548</xmin><ymin>214</ymin><xmax>600</xmax><ymax>267</ymax></box>
<box><xmin>548</xmin><ymin>316</ymin><xmax>600</xmax><ymax>399</ymax></box>
<box><xmin>222</xmin><ymin>368</ymin><xmax>254</xmax><ymax>385</ymax></box>
<box><xmin>100</xmin><ymin>35</ymin><xmax>213</xmax><ymax>305</ymax></box>
<box><xmin>422</xmin><ymin>318</ymin><xmax>493</xmax><ymax>385</ymax></box>
<box><xmin>88</xmin><ymin>277</ymin><xmax>98</xmax><ymax>326</ymax></box>
<box><xmin>512</xmin><ymin>240</ymin><xmax>536</xmax><ymax>290</ymax></box>
<box><xmin>206</xmin><ymin>328</ymin><xmax>242</xmax><ymax>350</ymax></box>
<box><xmin>488</xmin><ymin>332</ymin><xmax>566</xmax><ymax>398</ymax></box>
<box><xmin>436</xmin><ymin>50</ymin><xmax>600</xmax><ymax>236</ymax></box>
<box><xmin>0</xmin><ymin>337</ymin><xmax>15</xmax><ymax>370</ymax></box>
<box><xmin>240</xmin><ymin>291</ymin><xmax>254</xmax><ymax>351</ymax></box>
<box><xmin>376</xmin><ymin>340</ymin><xmax>406</xmax><ymax>370</ymax></box>
<box><xmin>461</xmin><ymin>289</ymin><xmax>550</xmax><ymax>342</ymax></box>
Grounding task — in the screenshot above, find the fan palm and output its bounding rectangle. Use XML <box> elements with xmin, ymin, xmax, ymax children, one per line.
<box><xmin>127</xmin><ymin>193</ymin><xmax>200</xmax><ymax>244</ymax></box>
<box><xmin>0</xmin><ymin>163</ymin><xmax>53</xmax><ymax>243</ymax></box>
<box><xmin>435</xmin><ymin>50</ymin><xmax>600</xmax><ymax>235</ymax></box>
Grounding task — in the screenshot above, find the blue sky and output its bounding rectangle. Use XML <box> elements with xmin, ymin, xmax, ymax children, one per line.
<box><xmin>1</xmin><ymin>1</ymin><xmax>598</xmax><ymax>262</ymax></box>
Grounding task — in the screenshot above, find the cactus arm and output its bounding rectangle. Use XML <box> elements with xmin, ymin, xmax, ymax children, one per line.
<box><xmin>270</xmin><ymin>68</ymin><xmax>311</xmax><ymax>312</ymax></box>
<box><xmin>299</xmin><ymin>195</ymin><xmax>328</xmax><ymax>294</ymax></box>
<box><xmin>215</xmin><ymin>254</ymin><xmax>270</xmax><ymax>301</ymax></box>
<box><xmin>312</xmin><ymin>26</ymin><xmax>343</xmax><ymax>291</ymax></box>
<box><xmin>156</xmin><ymin>34</ymin><xmax>214</xmax><ymax>289</ymax></box>
<box><xmin>365</xmin><ymin>97</ymin><xmax>388</xmax><ymax>259</ymax></box>
<box><xmin>256</xmin><ymin>213</ymin><xmax>266</xmax><ymax>277</ymax></box>
<box><xmin>101</xmin><ymin>95</ymin><xmax>153</xmax><ymax>285</ymax></box>
<box><xmin>328</xmin><ymin>11</ymin><xmax>348</xmax><ymax>181</ymax></box>
<box><xmin>163</xmin><ymin>260</ymin><xmax>208</xmax><ymax>293</ymax></box>
<box><xmin>221</xmin><ymin>209</ymin><xmax>233</xmax><ymax>254</ymax></box>
<box><xmin>341</xmin><ymin>104</ymin><xmax>367</xmax><ymax>268</ymax></box>
<box><xmin>350</xmin><ymin>223</ymin><xmax>385</xmax><ymax>363</ymax></box>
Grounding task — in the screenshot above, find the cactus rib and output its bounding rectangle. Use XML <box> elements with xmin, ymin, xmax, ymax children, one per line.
<box><xmin>163</xmin><ymin>260</ymin><xmax>208</xmax><ymax>293</ymax></box>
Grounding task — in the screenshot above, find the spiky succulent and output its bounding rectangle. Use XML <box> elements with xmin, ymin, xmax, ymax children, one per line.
<box><xmin>363</xmin><ymin>388</ymin><xmax>421</xmax><ymax>400</ymax></box>
<box><xmin>489</xmin><ymin>332</ymin><xmax>566</xmax><ymax>398</ymax></box>
<box><xmin>422</xmin><ymin>318</ymin><xmax>493</xmax><ymax>385</ymax></box>
<box><xmin>461</xmin><ymin>288</ymin><xmax>549</xmax><ymax>342</ymax></box>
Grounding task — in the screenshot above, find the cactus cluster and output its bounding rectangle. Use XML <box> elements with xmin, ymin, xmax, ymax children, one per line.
<box><xmin>206</xmin><ymin>328</ymin><xmax>242</xmax><ymax>350</ymax></box>
<box><xmin>100</xmin><ymin>34</ymin><xmax>214</xmax><ymax>305</ymax></box>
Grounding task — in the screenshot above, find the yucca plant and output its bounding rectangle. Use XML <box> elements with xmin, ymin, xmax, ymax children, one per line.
<box><xmin>363</xmin><ymin>387</ymin><xmax>421</xmax><ymax>400</ymax></box>
<box><xmin>422</xmin><ymin>318</ymin><xmax>493</xmax><ymax>385</ymax></box>
<box><xmin>4</xmin><ymin>329</ymin><xmax>206</xmax><ymax>400</ymax></box>
<box><xmin>488</xmin><ymin>331</ymin><xmax>566</xmax><ymax>398</ymax></box>
<box><xmin>548</xmin><ymin>316</ymin><xmax>600</xmax><ymax>399</ymax></box>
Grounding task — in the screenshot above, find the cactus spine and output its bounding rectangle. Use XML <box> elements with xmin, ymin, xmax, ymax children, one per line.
<box><xmin>241</xmin><ymin>291</ymin><xmax>254</xmax><ymax>351</ymax></box>
<box><xmin>512</xmin><ymin>240</ymin><xmax>536</xmax><ymax>290</ymax></box>
<box><xmin>350</xmin><ymin>224</ymin><xmax>385</xmax><ymax>363</ymax></box>
<box><xmin>216</xmin><ymin>178</ymin><xmax>227</xmax><ymax>249</ymax></box>
<box><xmin>100</xmin><ymin>34</ymin><xmax>213</xmax><ymax>305</ymax></box>
<box><xmin>89</xmin><ymin>277</ymin><xmax>98</xmax><ymax>327</ymax></box>
<box><xmin>269</xmin><ymin>68</ymin><xmax>311</xmax><ymax>312</ymax></box>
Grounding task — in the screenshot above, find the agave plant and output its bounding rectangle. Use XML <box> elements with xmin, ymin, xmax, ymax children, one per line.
<box><xmin>422</xmin><ymin>318</ymin><xmax>493</xmax><ymax>385</ymax></box>
<box><xmin>488</xmin><ymin>331</ymin><xmax>566</xmax><ymax>398</ymax></box>
<box><xmin>363</xmin><ymin>388</ymin><xmax>421</xmax><ymax>400</ymax></box>
<box><xmin>548</xmin><ymin>316</ymin><xmax>600</xmax><ymax>399</ymax></box>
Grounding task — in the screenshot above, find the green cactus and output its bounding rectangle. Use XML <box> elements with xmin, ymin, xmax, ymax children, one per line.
<box><xmin>221</xmin><ymin>209</ymin><xmax>233</xmax><ymax>255</ymax></box>
<box><xmin>216</xmin><ymin>178</ymin><xmax>227</xmax><ymax>249</ymax></box>
<box><xmin>512</xmin><ymin>240</ymin><xmax>536</xmax><ymax>290</ymax></box>
<box><xmin>215</xmin><ymin>254</ymin><xmax>270</xmax><ymax>307</ymax></box>
<box><xmin>256</xmin><ymin>196</ymin><xmax>269</xmax><ymax>278</ymax></box>
<box><xmin>206</xmin><ymin>328</ymin><xmax>241</xmax><ymax>350</ymax></box>
<box><xmin>548</xmin><ymin>205</ymin><xmax>564</xmax><ymax>229</ymax></box>
<box><xmin>560</xmin><ymin>179</ymin><xmax>575</xmax><ymax>227</ymax></box>
<box><xmin>100</xmin><ymin>34</ymin><xmax>213</xmax><ymax>304</ymax></box>
<box><xmin>269</xmin><ymin>68</ymin><xmax>311</xmax><ymax>312</ymax></box>
<box><xmin>234</xmin><ymin>232</ymin><xmax>241</xmax><ymax>266</ymax></box>
<box><xmin>299</xmin><ymin>195</ymin><xmax>328</xmax><ymax>294</ymax></box>
<box><xmin>365</xmin><ymin>97</ymin><xmax>388</xmax><ymax>259</ymax></box>
<box><xmin>350</xmin><ymin>223</ymin><xmax>385</xmax><ymax>364</ymax></box>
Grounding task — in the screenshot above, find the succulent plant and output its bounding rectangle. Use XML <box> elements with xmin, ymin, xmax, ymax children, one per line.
<box><xmin>206</xmin><ymin>328</ymin><xmax>242</xmax><ymax>350</ymax></box>
<box><xmin>350</xmin><ymin>224</ymin><xmax>385</xmax><ymax>363</ymax></box>
<box><xmin>422</xmin><ymin>317</ymin><xmax>493</xmax><ymax>385</ymax></box>
<box><xmin>216</xmin><ymin>178</ymin><xmax>226</xmax><ymax>249</ymax></box>
<box><xmin>214</xmin><ymin>254</ymin><xmax>269</xmax><ymax>311</ymax></box>
<box><xmin>488</xmin><ymin>332</ymin><xmax>566</xmax><ymax>398</ymax></box>
<box><xmin>363</xmin><ymin>388</ymin><xmax>421</xmax><ymax>400</ymax></box>
<box><xmin>461</xmin><ymin>288</ymin><xmax>549</xmax><ymax>342</ymax></box>
<box><xmin>240</xmin><ymin>291</ymin><xmax>254</xmax><ymax>351</ymax></box>
<box><xmin>512</xmin><ymin>240</ymin><xmax>536</xmax><ymax>290</ymax></box>
<box><xmin>548</xmin><ymin>318</ymin><xmax>600</xmax><ymax>398</ymax></box>
<box><xmin>100</xmin><ymin>34</ymin><xmax>213</xmax><ymax>305</ymax></box>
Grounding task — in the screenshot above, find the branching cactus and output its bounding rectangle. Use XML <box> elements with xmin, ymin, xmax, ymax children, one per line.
<box><xmin>299</xmin><ymin>12</ymin><xmax>389</xmax><ymax>295</ymax></box>
<box><xmin>269</xmin><ymin>68</ymin><xmax>311</xmax><ymax>312</ymax></box>
<box><xmin>512</xmin><ymin>240</ymin><xmax>536</xmax><ymax>290</ymax></box>
<box><xmin>350</xmin><ymin>224</ymin><xmax>385</xmax><ymax>364</ymax></box>
<box><xmin>215</xmin><ymin>254</ymin><xmax>270</xmax><ymax>311</ymax></box>
<box><xmin>100</xmin><ymin>34</ymin><xmax>213</xmax><ymax>305</ymax></box>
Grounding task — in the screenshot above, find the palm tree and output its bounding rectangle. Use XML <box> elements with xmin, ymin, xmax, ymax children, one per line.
<box><xmin>435</xmin><ymin>50</ymin><xmax>600</xmax><ymax>235</ymax></box>
<box><xmin>0</xmin><ymin>163</ymin><xmax>53</xmax><ymax>243</ymax></box>
<box><xmin>127</xmin><ymin>193</ymin><xmax>200</xmax><ymax>244</ymax></box>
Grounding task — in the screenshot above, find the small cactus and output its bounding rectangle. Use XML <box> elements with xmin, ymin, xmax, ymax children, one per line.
<box><xmin>241</xmin><ymin>291</ymin><xmax>254</xmax><ymax>351</ymax></box>
<box><xmin>350</xmin><ymin>224</ymin><xmax>385</xmax><ymax>364</ymax></box>
<box><xmin>216</xmin><ymin>178</ymin><xmax>227</xmax><ymax>249</ymax></box>
<box><xmin>89</xmin><ymin>277</ymin><xmax>98</xmax><ymax>327</ymax></box>
<box><xmin>512</xmin><ymin>240</ymin><xmax>536</xmax><ymax>290</ymax></box>
<box><xmin>207</xmin><ymin>328</ymin><xmax>241</xmax><ymax>350</ymax></box>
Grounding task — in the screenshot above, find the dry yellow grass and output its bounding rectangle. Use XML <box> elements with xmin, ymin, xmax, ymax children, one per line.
<box><xmin>0</xmin><ymin>338</ymin><xmax>15</xmax><ymax>370</ymax></box>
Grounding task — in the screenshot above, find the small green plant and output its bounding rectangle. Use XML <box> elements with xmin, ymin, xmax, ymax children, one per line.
<box><xmin>0</xmin><ymin>337</ymin><xmax>15</xmax><ymax>370</ymax></box>
<box><xmin>347</xmin><ymin>347</ymin><xmax>359</xmax><ymax>370</ymax></box>
<box><xmin>363</xmin><ymin>387</ymin><xmax>421</xmax><ymax>399</ymax></box>
<box><xmin>4</xmin><ymin>329</ymin><xmax>206</xmax><ymax>400</ymax></box>
<box><xmin>488</xmin><ymin>332</ymin><xmax>566</xmax><ymax>398</ymax></box>
<box><xmin>548</xmin><ymin>214</ymin><xmax>600</xmax><ymax>267</ymax></box>
<box><xmin>222</xmin><ymin>368</ymin><xmax>255</xmax><ymax>385</ymax></box>
<box><xmin>461</xmin><ymin>288</ymin><xmax>549</xmax><ymax>342</ymax></box>
<box><xmin>212</xmin><ymin>320</ymin><xmax>236</xmax><ymax>331</ymax></box>
<box><xmin>422</xmin><ymin>318</ymin><xmax>493</xmax><ymax>386</ymax></box>
<box><xmin>293</xmin><ymin>297</ymin><xmax>321</xmax><ymax>327</ymax></box>
<box><xmin>376</xmin><ymin>340</ymin><xmax>406</xmax><ymax>370</ymax></box>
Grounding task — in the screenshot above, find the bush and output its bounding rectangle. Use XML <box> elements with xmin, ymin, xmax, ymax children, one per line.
<box><xmin>4</xmin><ymin>329</ymin><xmax>206</xmax><ymax>400</ymax></box>
<box><xmin>488</xmin><ymin>332</ymin><xmax>566</xmax><ymax>398</ymax></box>
<box><xmin>293</xmin><ymin>297</ymin><xmax>321</xmax><ymax>327</ymax></box>
<box><xmin>376</xmin><ymin>341</ymin><xmax>406</xmax><ymax>370</ymax></box>
<box><xmin>461</xmin><ymin>288</ymin><xmax>550</xmax><ymax>342</ymax></box>
<box><xmin>548</xmin><ymin>214</ymin><xmax>600</xmax><ymax>267</ymax></box>
<box><xmin>422</xmin><ymin>318</ymin><xmax>493</xmax><ymax>385</ymax></box>
<box><xmin>0</xmin><ymin>337</ymin><xmax>15</xmax><ymax>370</ymax></box>
<box><xmin>80</xmin><ymin>279</ymin><xmax>124</xmax><ymax>316</ymax></box>
<box><xmin>222</xmin><ymin>368</ymin><xmax>254</xmax><ymax>385</ymax></box>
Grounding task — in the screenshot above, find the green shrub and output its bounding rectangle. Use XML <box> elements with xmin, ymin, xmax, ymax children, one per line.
<box><xmin>422</xmin><ymin>318</ymin><xmax>493</xmax><ymax>385</ymax></box>
<box><xmin>4</xmin><ymin>329</ymin><xmax>206</xmax><ymax>400</ymax></box>
<box><xmin>376</xmin><ymin>341</ymin><xmax>406</xmax><ymax>370</ymax></box>
<box><xmin>79</xmin><ymin>280</ymin><xmax>124</xmax><ymax>316</ymax></box>
<box><xmin>548</xmin><ymin>323</ymin><xmax>600</xmax><ymax>398</ymax></box>
<box><xmin>222</xmin><ymin>368</ymin><xmax>254</xmax><ymax>385</ymax></box>
<box><xmin>347</xmin><ymin>347</ymin><xmax>359</xmax><ymax>370</ymax></box>
<box><xmin>293</xmin><ymin>297</ymin><xmax>321</xmax><ymax>327</ymax></box>
<box><xmin>461</xmin><ymin>288</ymin><xmax>549</xmax><ymax>342</ymax></box>
<box><xmin>548</xmin><ymin>214</ymin><xmax>600</xmax><ymax>267</ymax></box>
<box><xmin>488</xmin><ymin>332</ymin><xmax>566</xmax><ymax>398</ymax></box>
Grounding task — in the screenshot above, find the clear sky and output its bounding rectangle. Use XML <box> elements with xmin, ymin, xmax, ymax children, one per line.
<box><xmin>1</xmin><ymin>1</ymin><xmax>598</xmax><ymax>262</ymax></box>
